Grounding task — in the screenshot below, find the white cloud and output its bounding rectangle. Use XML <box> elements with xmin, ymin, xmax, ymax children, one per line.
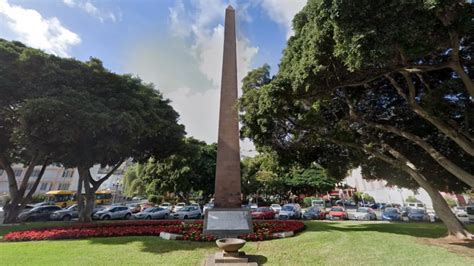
<box><xmin>0</xmin><ymin>0</ymin><xmax>81</xmax><ymax>56</ymax></box>
<box><xmin>260</xmin><ymin>0</ymin><xmax>307</xmax><ymax>39</ymax></box>
<box><xmin>128</xmin><ymin>0</ymin><xmax>258</xmax><ymax>155</ymax></box>
<box><xmin>62</xmin><ymin>0</ymin><xmax>117</xmax><ymax>22</ymax></box>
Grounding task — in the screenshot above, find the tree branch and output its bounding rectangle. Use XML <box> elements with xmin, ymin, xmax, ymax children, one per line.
<box><xmin>22</xmin><ymin>158</ymin><xmax>48</xmax><ymax>206</ymax></box>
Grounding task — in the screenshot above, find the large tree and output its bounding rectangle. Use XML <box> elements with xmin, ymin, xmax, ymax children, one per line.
<box><xmin>0</xmin><ymin>39</ymin><xmax>185</xmax><ymax>222</ymax></box>
<box><xmin>0</xmin><ymin>40</ymin><xmax>57</xmax><ymax>223</ymax></box>
<box><xmin>131</xmin><ymin>138</ymin><xmax>217</xmax><ymax>204</ymax></box>
<box><xmin>240</xmin><ymin>62</ymin><xmax>473</xmax><ymax>240</ymax></box>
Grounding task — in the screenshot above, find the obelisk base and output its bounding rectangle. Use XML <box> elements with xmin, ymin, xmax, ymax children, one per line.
<box><xmin>203</xmin><ymin>209</ymin><xmax>253</xmax><ymax>238</ymax></box>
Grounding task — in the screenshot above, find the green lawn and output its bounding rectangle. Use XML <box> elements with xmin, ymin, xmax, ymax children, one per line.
<box><xmin>0</xmin><ymin>221</ymin><xmax>473</xmax><ymax>265</ymax></box>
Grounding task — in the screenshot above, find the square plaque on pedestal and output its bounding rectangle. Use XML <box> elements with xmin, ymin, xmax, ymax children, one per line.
<box><xmin>203</xmin><ymin>208</ymin><xmax>253</xmax><ymax>238</ymax></box>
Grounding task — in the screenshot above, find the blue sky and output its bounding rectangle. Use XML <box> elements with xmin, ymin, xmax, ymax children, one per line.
<box><xmin>0</xmin><ymin>0</ymin><xmax>307</xmax><ymax>154</ymax></box>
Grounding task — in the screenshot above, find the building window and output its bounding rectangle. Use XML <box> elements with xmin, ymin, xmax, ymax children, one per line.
<box><xmin>48</xmin><ymin>183</ymin><xmax>54</xmax><ymax>191</ymax></box>
<box><xmin>62</xmin><ymin>169</ymin><xmax>74</xmax><ymax>178</ymax></box>
<box><xmin>40</xmin><ymin>182</ymin><xmax>48</xmax><ymax>191</ymax></box>
<box><xmin>14</xmin><ymin>169</ymin><xmax>23</xmax><ymax>177</ymax></box>
<box><xmin>31</xmin><ymin>169</ymin><xmax>41</xmax><ymax>177</ymax></box>
<box><xmin>26</xmin><ymin>182</ymin><xmax>34</xmax><ymax>190</ymax></box>
<box><xmin>57</xmin><ymin>183</ymin><xmax>70</xmax><ymax>190</ymax></box>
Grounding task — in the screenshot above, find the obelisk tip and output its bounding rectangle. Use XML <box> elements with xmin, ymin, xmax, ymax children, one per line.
<box><xmin>226</xmin><ymin>5</ymin><xmax>234</xmax><ymax>10</ymax></box>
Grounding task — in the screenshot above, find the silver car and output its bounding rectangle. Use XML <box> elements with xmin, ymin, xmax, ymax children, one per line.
<box><xmin>134</xmin><ymin>207</ymin><xmax>170</xmax><ymax>220</ymax></box>
<box><xmin>93</xmin><ymin>206</ymin><xmax>132</xmax><ymax>220</ymax></box>
<box><xmin>171</xmin><ymin>206</ymin><xmax>201</xmax><ymax>219</ymax></box>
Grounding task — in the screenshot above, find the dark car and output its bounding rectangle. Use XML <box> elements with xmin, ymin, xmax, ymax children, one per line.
<box><xmin>381</xmin><ymin>207</ymin><xmax>401</xmax><ymax>221</ymax></box>
<box><xmin>303</xmin><ymin>207</ymin><xmax>326</xmax><ymax>220</ymax></box>
<box><xmin>50</xmin><ymin>204</ymin><xmax>79</xmax><ymax>221</ymax></box>
<box><xmin>407</xmin><ymin>209</ymin><xmax>428</xmax><ymax>222</ymax></box>
<box><xmin>18</xmin><ymin>205</ymin><xmax>62</xmax><ymax>222</ymax></box>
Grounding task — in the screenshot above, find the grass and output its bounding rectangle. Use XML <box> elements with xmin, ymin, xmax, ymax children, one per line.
<box><xmin>0</xmin><ymin>221</ymin><xmax>473</xmax><ymax>265</ymax></box>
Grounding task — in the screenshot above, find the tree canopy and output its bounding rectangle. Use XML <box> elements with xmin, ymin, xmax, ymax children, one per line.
<box><xmin>239</xmin><ymin>0</ymin><xmax>473</xmax><ymax>240</ymax></box>
<box><xmin>0</xmin><ymin>39</ymin><xmax>185</xmax><ymax>222</ymax></box>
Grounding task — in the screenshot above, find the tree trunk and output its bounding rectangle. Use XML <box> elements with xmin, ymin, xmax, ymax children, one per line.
<box><xmin>3</xmin><ymin>201</ymin><xmax>22</xmax><ymax>224</ymax></box>
<box><xmin>451</xmin><ymin>62</ymin><xmax>474</xmax><ymax>98</ymax></box>
<box><xmin>77</xmin><ymin>167</ymin><xmax>95</xmax><ymax>223</ymax></box>
<box><xmin>0</xmin><ymin>155</ymin><xmax>48</xmax><ymax>224</ymax></box>
<box><xmin>370</xmin><ymin>122</ymin><xmax>474</xmax><ymax>187</ymax></box>
<box><xmin>380</xmin><ymin>145</ymin><xmax>473</xmax><ymax>240</ymax></box>
<box><xmin>386</xmin><ymin>74</ymin><xmax>474</xmax><ymax>156</ymax></box>
<box><xmin>76</xmin><ymin>173</ymin><xmax>86</xmax><ymax>222</ymax></box>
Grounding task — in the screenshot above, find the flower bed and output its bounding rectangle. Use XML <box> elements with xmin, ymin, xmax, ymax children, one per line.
<box><xmin>3</xmin><ymin>220</ymin><xmax>305</xmax><ymax>242</ymax></box>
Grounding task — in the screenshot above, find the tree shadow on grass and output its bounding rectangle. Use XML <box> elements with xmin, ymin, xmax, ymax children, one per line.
<box><xmin>303</xmin><ymin>221</ymin><xmax>466</xmax><ymax>239</ymax></box>
<box><xmin>87</xmin><ymin>235</ymin><xmax>216</xmax><ymax>256</ymax></box>
<box><xmin>87</xmin><ymin>236</ymin><xmax>268</xmax><ymax>264</ymax></box>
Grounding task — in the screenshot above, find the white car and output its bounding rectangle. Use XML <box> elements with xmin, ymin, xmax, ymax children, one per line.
<box><xmin>250</xmin><ymin>203</ymin><xmax>258</xmax><ymax>210</ymax></box>
<box><xmin>93</xmin><ymin>206</ymin><xmax>132</xmax><ymax>220</ymax></box>
<box><xmin>270</xmin><ymin>204</ymin><xmax>281</xmax><ymax>214</ymax></box>
<box><xmin>453</xmin><ymin>207</ymin><xmax>469</xmax><ymax>224</ymax></box>
<box><xmin>351</xmin><ymin>207</ymin><xmax>377</xmax><ymax>220</ymax></box>
<box><xmin>171</xmin><ymin>206</ymin><xmax>201</xmax><ymax>219</ymax></box>
<box><xmin>134</xmin><ymin>207</ymin><xmax>170</xmax><ymax>220</ymax></box>
<box><xmin>159</xmin><ymin>202</ymin><xmax>173</xmax><ymax>211</ymax></box>
<box><xmin>173</xmin><ymin>202</ymin><xmax>186</xmax><ymax>212</ymax></box>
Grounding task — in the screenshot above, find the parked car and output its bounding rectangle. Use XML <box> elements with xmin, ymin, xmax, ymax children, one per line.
<box><xmin>171</xmin><ymin>206</ymin><xmax>201</xmax><ymax>219</ymax></box>
<box><xmin>311</xmin><ymin>199</ymin><xmax>325</xmax><ymax>208</ymax></box>
<box><xmin>270</xmin><ymin>204</ymin><xmax>281</xmax><ymax>214</ymax></box>
<box><xmin>406</xmin><ymin>202</ymin><xmax>426</xmax><ymax>210</ymax></box>
<box><xmin>452</xmin><ymin>207</ymin><xmax>469</xmax><ymax>224</ymax></box>
<box><xmin>203</xmin><ymin>203</ymin><xmax>214</xmax><ymax>215</ymax></box>
<box><xmin>303</xmin><ymin>207</ymin><xmax>326</xmax><ymax>220</ymax></box>
<box><xmin>173</xmin><ymin>202</ymin><xmax>186</xmax><ymax>213</ymax></box>
<box><xmin>251</xmin><ymin>207</ymin><xmax>275</xmax><ymax>219</ymax></box>
<box><xmin>134</xmin><ymin>207</ymin><xmax>170</xmax><ymax>220</ymax></box>
<box><xmin>31</xmin><ymin>201</ymin><xmax>56</xmax><ymax>207</ymax></box>
<box><xmin>250</xmin><ymin>203</ymin><xmax>258</xmax><ymax>210</ymax></box>
<box><xmin>351</xmin><ymin>207</ymin><xmax>377</xmax><ymax>221</ymax></box>
<box><xmin>191</xmin><ymin>203</ymin><xmax>201</xmax><ymax>210</ymax></box>
<box><xmin>407</xmin><ymin>208</ymin><xmax>429</xmax><ymax>222</ymax></box>
<box><xmin>327</xmin><ymin>206</ymin><xmax>348</xmax><ymax>220</ymax></box>
<box><xmin>278</xmin><ymin>204</ymin><xmax>302</xmax><ymax>220</ymax></box>
<box><xmin>467</xmin><ymin>205</ymin><xmax>474</xmax><ymax>224</ymax></box>
<box><xmin>381</xmin><ymin>207</ymin><xmax>401</xmax><ymax>221</ymax></box>
<box><xmin>140</xmin><ymin>202</ymin><xmax>155</xmax><ymax>211</ymax></box>
<box><xmin>159</xmin><ymin>202</ymin><xmax>173</xmax><ymax>211</ymax></box>
<box><xmin>18</xmin><ymin>205</ymin><xmax>62</xmax><ymax>222</ymax></box>
<box><xmin>127</xmin><ymin>203</ymin><xmax>142</xmax><ymax>214</ymax></box>
<box><xmin>93</xmin><ymin>206</ymin><xmax>132</xmax><ymax>220</ymax></box>
<box><xmin>50</xmin><ymin>204</ymin><xmax>79</xmax><ymax>221</ymax></box>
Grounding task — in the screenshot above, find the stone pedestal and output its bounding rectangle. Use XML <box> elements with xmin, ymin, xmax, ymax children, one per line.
<box><xmin>203</xmin><ymin>252</ymin><xmax>258</xmax><ymax>266</ymax></box>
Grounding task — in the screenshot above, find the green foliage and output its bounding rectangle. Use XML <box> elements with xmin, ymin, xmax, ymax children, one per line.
<box><xmin>353</xmin><ymin>192</ymin><xmax>374</xmax><ymax>204</ymax></box>
<box><xmin>303</xmin><ymin>197</ymin><xmax>319</xmax><ymax>208</ymax></box>
<box><xmin>147</xmin><ymin>195</ymin><xmax>159</xmax><ymax>204</ymax></box>
<box><xmin>406</xmin><ymin>196</ymin><xmax>419</xmax><ymax>203</ymax></box>
<box><xmin>131</xmin><ymin>138</ymin><xmax>217</xmax><ymax>203</ymax></box>
<box><xmin>241</xmin><ymin>152</ymin><xmax>336</xmax><ymax>201</ymax></box>
<box><xmin>30</xmin><ymin>195</ymin><xmax>47</xmax><ymax>203</ymax></box>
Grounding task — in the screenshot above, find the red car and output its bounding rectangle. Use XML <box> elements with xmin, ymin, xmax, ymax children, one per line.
<box><xmin>251</xmin><ymin>207</ymin><xmax>275</xmax><ymax>219</ymax></box>
<box><xmin>327</xmin><ymin>206</ymin><xmax>348</xmax><ymax>220</ymax></box>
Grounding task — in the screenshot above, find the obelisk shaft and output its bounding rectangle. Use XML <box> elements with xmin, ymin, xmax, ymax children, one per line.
<box><xmin>213</xmin><ymin>6</ymin><xmax>241</xmax><ymax>208</ymax></box>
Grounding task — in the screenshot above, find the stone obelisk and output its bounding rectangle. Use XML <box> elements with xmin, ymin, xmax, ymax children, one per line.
<box><xmin>204</xmin><ymin>6</ymin><xmax>252</xmax><ymax>239</ymax></box>
<box><xmin>213</xmin><ymin>5</ymin><xmax>241</xmax><ymax>208</ymax></box>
